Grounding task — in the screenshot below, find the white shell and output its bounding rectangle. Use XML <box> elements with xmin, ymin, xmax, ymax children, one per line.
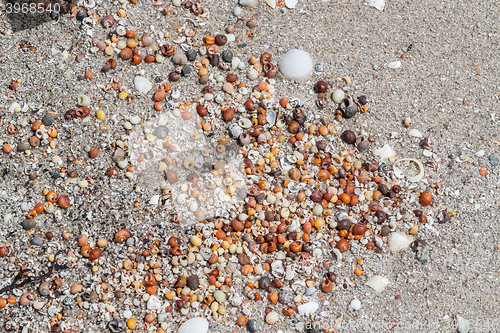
<box><xmin>332</xmin><ymin>89</ymin><xmax>345</xmax><ymax>104</ymax></box>
<box><xmin>387</xmin><ymin>60</ymin><xmax>401</xmax><ymax>69</ymax></box>
<box><xmin>134</xmin><ymin>77</ymin><xmax>152</xmax><ymax>94</ymax></box>
<box><xmin>9</xmin><ymin>102</ymin><xmax>21</xmax><ymax>113</ymax></box>
<box><xmin>149</xmin><ymin>195</ymin><xmax>160</xmax><ymax>205</ymax></box>
<box><xmin>285</xmin><ymin>0</ymin><xmax>297</xmax><ymax>8</ymax></box>
<box><xmin>298</xmin><ymin>302</ymin><xmax>319</xmax><ymax>315</ymax></box>
<box><xmin>349</xmin><ymin>299</ymin><xmax>362</xmax><ymax>311</ymax></box>
<box><xmin>147</xmin><ymin>295</ymin><xmax>161</xmax><ymax>310</ymax></box>
<box><xmin>372</xmin><ymin>144</ymin><xmax>396</xmax><ymax>161</ymax></box>
<box><xmin>388</xmin><ymin>232</ymin><xmax>412</xmax><ymax>252</ymax></box>
<box><xmin>367</xmin><ymin>0</ymin><xmax>385</xmax><ymax>11</ymax></box>
<box><xmin>408</xmin><ymin>128</ymin><xmax>422</xmax><ymax>138</ymax></box>
<box><xmin>457</xmin><ymin>315</ymin><xmax>470</xmax><ymax>333</ymax></box>
<box><xmin>367</xmin><ymin>275</ymin><xmax>390</xmax><ymax>293</ymax></box>
<box><xmin>246</xmin><ymin>69</ymin><xmax>259</xmax><ymax>80</ymax></box>
<box><xmin>265</xmin><ymin>311</ymin><xmax>279</xmax><ymax>324</ymax></box>
<box><xmin>271</xmin><ymin>260</ymin><xmax>284</xmax><ymax>278</ymax></box>
<box><xmin>240</xmin><ymin>0</ymin><xmax>258</xmax><ymax>6</ymax></box>
<box><xmin>265</xmin><ymin>0</ymin><xmax>276</xmax><ymax>8</ymax></box>
<box><xmin>178</xmin><ymin>317</ymin><xmax>209</xmax><ymax>333</ymax></box>
<box><xmin>393</xmin><ymin>158</ymin><xmax>424</xmax><ymax>182</ymax></box>
<box><xmin>279</xmin><ymin>49</ymin><xmax>313</xmax><ymax>82</ymax></box>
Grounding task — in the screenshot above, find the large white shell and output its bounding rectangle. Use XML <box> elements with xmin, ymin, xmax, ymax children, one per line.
<box><xmin>367</xmin><ymin>275</ymin><xmax>390</xmax><ymax>292</ymax></box>
<box><xmin>388</xmin><ymin>232</ymin><xmax>412</xmax><ymax>252</ymax></box>
<box><xmin>279</xmin><ymin>49</ymin><xmax>313</xmax><ymax>82</ymax></box>
<box><xmin>298</xmin><ymin>302</ymin><xmax>319</xmax><ymax>315</ymax></box>
<box><xmin>265</xmin><ymin>0</ymin><xmax>276</xmax><ymax>8</ymax></box>
<box><xmin>240</xmin><ymin>0</ymin><xmax>258</xmax><ymax>6</ymax></box>
<box><xmin>178</xmin><ymin>317</ymin><xmax>209</xmax><ymax>333</ymax></box>
<box><xmin>285</xmin><ymin>0</ymin><xmax>297</xmax><ymax>8</ymax></box>
<box><xmin>367</xmin><ymin>0</ymin><xmax>385</xmax><ymax>11</ymax></box>
<box><xmin>456</xmin><ymin>315</ymin><xmax>470</xmax><ymax>333</ymax></box>
<box><xmin>134</xmin><ymin>76</ymin><xmax>152</xmax><ymax>94</ymax></box>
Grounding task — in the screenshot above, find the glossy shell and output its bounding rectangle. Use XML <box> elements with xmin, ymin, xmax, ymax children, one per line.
<box><xmin>178</xmin><ymin>317</ymin><xmax>209</xmax><ymax>333</ymax></box>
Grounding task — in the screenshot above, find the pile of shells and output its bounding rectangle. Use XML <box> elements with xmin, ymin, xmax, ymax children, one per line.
<box><xmin>0</xmin><ymin>0</ymin><xmax>447</xmax><ymax>332</ymax></box>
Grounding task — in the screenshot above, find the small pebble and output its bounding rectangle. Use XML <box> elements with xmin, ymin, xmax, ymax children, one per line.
<box><xmin>350</xmin><ymin>298</ymin><xmax>361</xmax><ymax>311</ymax></box>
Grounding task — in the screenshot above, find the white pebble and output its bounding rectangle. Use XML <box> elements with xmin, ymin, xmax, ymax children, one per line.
<box><xmin>387</xmin><ymin>61</ymin><xmax>401</xmax><ymax>69</ymax></box>
<box><xmin>349</xmin><ymin>298</ymin><xmax>361</xmax><ymax>311</ymax></box>
<box><xmin>233</xmin><ymin>6</ymin><xmax>243</xmax><ymax>16</ymax></box>
<box><xmin>123</xmin><ymin>309</ymin><xmax>132</xmax><ymax>319</ymax></box>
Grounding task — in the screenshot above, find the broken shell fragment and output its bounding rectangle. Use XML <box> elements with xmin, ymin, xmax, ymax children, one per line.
<box><xmin>367</xmin><ymin>275</ymin><xmax>390</xmax><ymax>292</ymax></box>
<box><xmin>388</xmin><ymin>232</ymin><xmax>412</xmax><ymax>252</ymax></box>
<box><xmin>393</xmin><ymin>158</ymin><xmax>424</xmax><ymax>182</ymax></box>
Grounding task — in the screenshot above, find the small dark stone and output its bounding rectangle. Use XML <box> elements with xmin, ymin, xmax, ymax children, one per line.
<box><xmin>247</xmin><ymin>319</ymin><xmax>259</xmax><ymax>332</ymax></box>
<box><xmin>168</xmin><ymin>72</ymin><xmax>179</xmax><ymax>82</ymax></box>
<box><xmin>340</xmin><ymin>130</ymin><xmax>356</xmax><ymax>144</ymax></box>
<box><xmin>17</xmin><ymin>142</ymin><xmax>30</xmax><ymax>151</ymax></box>
<box><xmin>357</xmin><ymin>95</ymin><xmax>368</xmax><ymax>105</ymax></box>
<box><xmin>378</xmin><ymin>184</ymin><xmax>389</xmax><ymax>195</ymax></box>
<box><xmin>490</xmin><ymin>155</ymin><xmax>498</xmax><ymax>167</ymax></box>
<box><xmin>51</xmin><ymin>169</ymin><xmax>60</xmax><ymax>179</ymax></box>
<box><xmin>375</xmin><ymin>210</ymin><xmax>387</xmax><ymax>224</ymax></box>
<box><xmin>42</xmin><ymin>114</ymin><xmax>55</xmax><ymax>125</ymax></box>
<box><xmin>22</xmin><ymin>219</ymin><xmax>37</xmax><ymax>230</ymax></box>
<box><xmin>316</xmin><ymin>140</ymin><xmax>327</xmax><ymax>150</ymax></box>
<box><xmin>54</xmin><ymin>264</ymin><xmax>68</xmax><ymax>271</ymax></box>
<box><xmin>181</xmin><ymin>65</ymin><xmax>192</xmax><ymax>76</ymax></box>
<box><xmin>31</xmin><ymin>237</ymin><xmax>43</xmax><ymax>246</ymax></box>
<box><xmin>237</xmin><ymin>44</ymin><xmax>247</xmax><ymax>48</ymax></box>
<box><xmin>380</xmin><ymin>225</ymin><xmax>391</xmax><ymax>236</ymax></box>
